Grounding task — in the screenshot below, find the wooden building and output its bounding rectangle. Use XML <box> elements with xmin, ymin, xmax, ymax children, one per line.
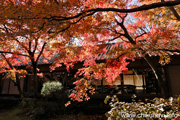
<box><xmin>0</xmin><ymin>55</ymin><xmax>180</xmax><ymax>98</ymax></box>
<box><xmin>0</xmin><ymin>43</ymin><xmax>180</xmax><ymax>98</ymax></box>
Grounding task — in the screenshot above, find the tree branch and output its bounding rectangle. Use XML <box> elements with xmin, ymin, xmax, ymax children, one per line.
<box><xmin>2</xmin><ymin>24</ymin><xmax>30</xmax><ymax>53</ymax></box>
<box><xmin>0</xmin><ymin>51</ymin><xmax>28</xmax><ymax>56</ymax></box>
<box><xmin>135</xmin><ymin>28</ymin><xmax>147</xmax><ymax>41</ymax></box>
<box><xmin>161</xmin><ymin>0</ymin><xmax>180</xmax><ymax>21</ymax></box>
<box><xmin>71</xmin><ymin>11</ymin><xmax>96</xmax><ymax>24</ymax></box>
<box><xmin>115</xmin><ymin>18</ymin><xmax>136</xmax><ymax>44</ymax></box>
<box><xmin>106</xmin><ymin>34</ymin><xmax>125</xmax><ymax>42</ymax></box>
<box><xmin>106</xmin><ymin>28</ymin><xmax>122</xmax><ymax>35</ymax></box>
<box><xmin>168</xmin><ymin>6</ymin><xmax>180</xmax><ymax>21</ymax></box>
<box><xmin>29</xmin><ymin>41</ymin><xmax>31</xmax><ymax>53</ymax></box>
<box><xmin>32</xmin><ymin>22</ymin><xmax>46</xmax><ymax>33</ymax></box>
<box><xmin>51</xmin><ymin>0</ymin><xmax>180</xmax><ymax>21</ymax></box>
<box><xmin>1</xmin><ymin>53</ymin><xmax>14</xmax><ymax>69</ymax></box>
<box><xmin>4</xmin><ymin>1</ymin><xmax>179</xmax><ymax>22</ymax></box>
<box><xmin>32</xmin><ymin>36</ymin><xmax>40</xmax><ymax>55</ymax></box>
<box><xmin>14</xmin><ymin>38</ymin><xmax>29</xmax><ymax>52</ymax></box>
<box><xmin>36</xmin><ymin>42</ymin><xmax>47</xmax><ymax>62</ymax></box>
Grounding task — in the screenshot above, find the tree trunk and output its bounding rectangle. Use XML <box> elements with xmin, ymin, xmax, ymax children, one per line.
<box><xmin>32</xmin><ymin>61</ymin><xmax>38</xmax><ymax>98</ymax></box>
<box><xmin>143</xmin><ymin>56</ymin><xmax>166</xmax><ymax>98</ymax></box>
<box><xmin>15</xmin><ymin>74</ymin><xmax>24</xmax><ymax>99</ymax></box>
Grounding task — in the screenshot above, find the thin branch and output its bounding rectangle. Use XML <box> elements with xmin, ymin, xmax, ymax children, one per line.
<box><xmin>29</xmin><ymin>41</ymin><xmax>31</xmax><ymax>53</ymax></box>
<box><xmin>135</xmin><ymin>32</ymin><xmax>146</xmax><ymax>41</ymax></box>
<box><xmin>106</xmin><ymin>28</ymin><xmax>124</xmax><ymax>35</ymax></box>
<box><xmin>0</xmin><ymin>51</ymin><xmax>28</xmax><ymax>56</ymax></box>
<box><xmin>161</xmin><ymin>0</ymin><xmax>180</xmax><ymax>21</ymax></box>
<box><xmin>108</xmin><ymin>47</ymin><xmax>137</xmax><ymax>65</ymax></box>
<box><xmin>2</xmin><ymin>24</ymin><xmax>30</xmax><ymax>53</ymax></box>
<box><xmin>49</xmin><ymin>11</ymin><xmax>93</xmax><ymax>34</ymax></box>
<box><xmin>106</xmin><ymin>34</ymin><xmax>125</xmax><ymax>42</ymax></box>
<box><xmin>72</xmin><ymin>11</ymin><xmax>96</xmax><ymax>24</ymax></box>
<box><xmin>135</xmin><ymin>28</ymin><xmax>147</xmax><ymax>41</ymax></box>
<box><xmin>32</xmin><ymin>22</ymin><xmax>46</xmax><ymax>33</ymax></box>
<box><xmin>14</xmin><ymin>38</ymin><xmax>29</xmax><ymax>52</ymax></box>
<box><xmin>36</xmin><ymin>42</ymin><xmax>47</xmax><ymax>62</ymax></box>
<box><xmin>116</xmin><ymin>13</ymin><xmax>128</xmax><ymax>24</ymax></box>
<box><xmin>115</xmin><ymin>18</ymin><xmax>136</xmax><ymax>44</ymax></box>
<box><xmin>32</xmin><ymin>36</ymin><xmax>40</xmax><ymax>55</ymax></box>
<box><xmin>1</xmin><ymin>53</ymin><xmax>14</xmax><ymax>69</ymax></box>
<box><xmin>48</xmin><ymin>24</ymin><xmax>71</xmax><ymax>34</ymax></box>
<box><xmin>1</xmin><ymin>53</ymin><xmax>18</xmax><ymax>85</ymax></box>
<box><xmin>3</xmin><ymin>24</ymin><xmax>9</xmax><ymax>33</ymax></box>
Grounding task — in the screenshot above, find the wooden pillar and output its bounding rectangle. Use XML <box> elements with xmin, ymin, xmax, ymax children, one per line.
<box><xmin>8</xmin><ymin>79</ymin><xmax>11</xmax><ymax>94</ymax></box>
<box><xmin>133</xmin><ymin>71</ymin><xmax>135</xmax><ymax>85</ymax></box>
<box><xmin>101</xmin><ymin>79</ymin><xmax>104</xmax><ymax>93</ymax></box>
<box><xmin>63</xmin><ymin>72</ymin><xmax>67</xmax><ymax>89</ymax></box>
<box><xmin>142</xmin><ymin>72</ymin><xmax>146</xmax><ymax>93</ymax></box>
<box><xmin>23</xmin><ymin>75</ymin><xmax>28</xmax><ymax>93</ymax></box>
<box><xmin>141</xmin><ymin>59</ymin><xmax>146</xmax><ymax>93</ymax></box>
<box><xmin>120</xmin><ymin>74</ymin><xmax>124</xmax><ymax>94</ymax></box>
<box><xmin>164</xmin><ymin>66</ymin><xmax>171</xmax><ymax>97</ymax></box>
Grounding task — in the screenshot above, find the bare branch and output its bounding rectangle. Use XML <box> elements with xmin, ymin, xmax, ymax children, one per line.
<box><xmin>135</xmin><ymin>28</ymin><xmax>147</xmax><ymax>41</ymax></box>
<box><xmin>106</xmin><ymin>34</ymin><xmax>124</xmax><ymax>42</ymax></box>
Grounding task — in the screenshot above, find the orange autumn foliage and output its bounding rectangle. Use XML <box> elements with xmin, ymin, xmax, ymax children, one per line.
<box><xmin>0</xmin><ymin>0</ymin><xmax>179</xmax><ymax>102</ymax></box>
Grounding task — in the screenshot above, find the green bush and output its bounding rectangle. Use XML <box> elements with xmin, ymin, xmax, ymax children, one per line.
<box><xmin>41</xmin><ymin>81</ymin><xmax>63</xmax><ymax>96</ymax></box>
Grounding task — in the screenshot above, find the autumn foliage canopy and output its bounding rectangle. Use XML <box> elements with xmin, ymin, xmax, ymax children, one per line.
<box><xmin>0</xmin><ymin>0</ymin><xmax>179</xmax><ymax>101</ymax></box>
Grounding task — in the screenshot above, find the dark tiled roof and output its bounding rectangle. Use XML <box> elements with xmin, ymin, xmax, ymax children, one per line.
<box><xmin>0</xmin><ymin>41</ymin><xmax>180</xmax><ymax>69</ymax></box>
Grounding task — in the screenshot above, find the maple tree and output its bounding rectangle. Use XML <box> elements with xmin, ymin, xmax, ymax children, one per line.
<box><xmin>50</xmin><ymin>0</ymin><xmax>180</xmax><ymax>101</ymax></box>
<box><xmin>0</xmin><ymin>0</ymin><xmax>179</xmax><ymax>102</ymax></box>
<box><xmin>0</xmin><ymin>21</ymin><xmax>56</xmax><ymax>97</ymax></box>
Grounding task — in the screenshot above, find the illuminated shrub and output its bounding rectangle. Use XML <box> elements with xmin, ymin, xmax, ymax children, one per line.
<box><xmin>41</xmin><ymin>81</ymin><xmax>63</xmax><ymax>96</ymax></box>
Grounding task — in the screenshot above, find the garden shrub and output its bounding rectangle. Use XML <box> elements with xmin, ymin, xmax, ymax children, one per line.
<box><xmin>41</xmin><ymin>81</ymin><xmax>63</xmax><ymax>96</ymax></box>
<box><xmin>40</xmin><ymin>81</ymin><xmax>68</xmax><ymax>114</ymax></box>
<box><xmin>17</xmin><ymin>81</ymin><xmax>66</xmax><ymax>119</ymax></box>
